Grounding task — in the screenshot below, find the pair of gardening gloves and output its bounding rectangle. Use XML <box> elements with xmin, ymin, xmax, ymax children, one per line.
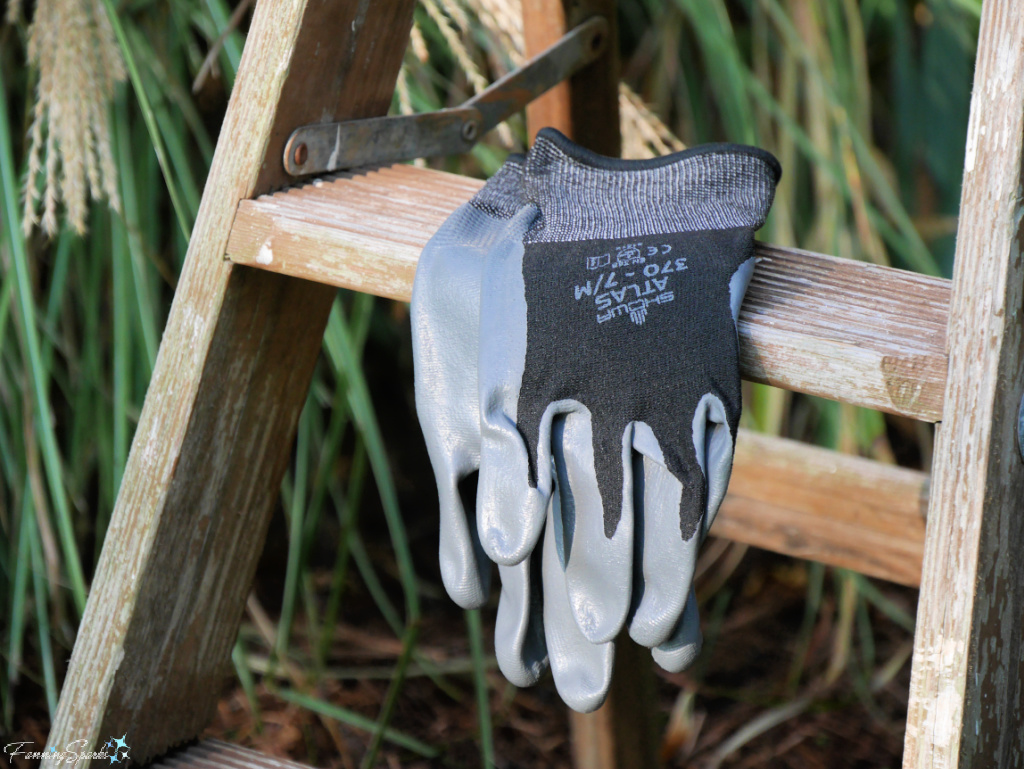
<box><xmin>412</xmin><ymin>127</ymin><xmax>780</xmax><ymax>711</ymax></box>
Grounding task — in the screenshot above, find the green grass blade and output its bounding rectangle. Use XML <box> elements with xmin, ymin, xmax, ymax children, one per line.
<box><xmin>98</xmin><ymin>0</ymin><xmax>192</xmax><ymax>240</ymax></box>
<box><xmin>850</xmin><ymin>573</ymin><xmax>915</xmax><ymax>633</ymax></box>
<box><xmin>0</xmin><ymin>268</ymin><xmax>14</xmax><ymax>358</ymax></box>
<box><xmin>111</xmin><ymin>205</ymin><xmax>131</xmax><ymax>499</ymax></box>
<box><xmin>317</xmin><ymin>440</ymin><xmax>365</xmax><ymax>666</ymax></box>
<box><xmin>231</xmin><ymin>639</ymin><xmax>263</xmax><ymax>731</ymax></box>
<box><xmin>276</xmin><ymin>395</ymin><xmax>312</xmax><ymax>662</ymax></box>
<box><xmin>466</xmin><ymin>609</ymin><xmax>494</xmax><ymax>768</ymax></box>
<box><xmin>277</xmin><ymin>687</ymin><xmax>440</xmax><ymax>759</ymax></box>
<box><xmin>348</xmin><ymin>531</ymin><xmax>403</xmax><ymax>637</ymax></box>
<box><xmin>361</xmin><ymin>622</ymin><xmax>421</xmax><ymax>769</ymax></box>
<box><xmin>5</xmin><ymin>495</ymin><xmax>33</xmax><ymax>729</ymax></box>
<box><xmin>0</xmin><ymin>66</ymin><xmax>87</xmax><ymax>615</ymax></box>
<box><xmin>26</xmin><ymin>496</ymin><xmax>58</xmax><ymax>713</ymax></box>
<box><xmin>114</xmin><ymin>99</ymin><xmax>159</xmax><ymax>372</ymax></box>
<box><xmin>674</xmin><ymin>0</ymin><xmax>756</xmax><ymax>144</ymax></box>
<box><xmin>324</xmin><ymin>303</ymin><xmax>421</xmax><ymax>622</ymax></box>
<box><xmin>203</xmin><ymin>0</ymin><xmax>245</xmax><ymax>86</ymax></box>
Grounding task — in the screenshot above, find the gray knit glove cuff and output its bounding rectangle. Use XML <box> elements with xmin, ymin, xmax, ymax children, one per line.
<box><xmin>523</xmin><ymin>127</ymin><xmax>780</xmax><ymax>243</ymax></box>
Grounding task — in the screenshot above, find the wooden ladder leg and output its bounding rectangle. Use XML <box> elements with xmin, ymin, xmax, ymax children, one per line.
<box><xmin>43</xmin><ymin>1</ymin><xmax>415</xmax><ymax>763</ymax></box>
<box><xmin>903</xmin><ymin>1</ymin><xmax>1024</xmax><ymax>766</ymax></box>
<box><xmin>522</xmin><ymin>0</ymin><xmax>620</xmax><ymax>155</ymax></box>
<box><xmin>522</xmin><ymin>4</ymin><xmax>664</xmax><ymax>768</ymax></box>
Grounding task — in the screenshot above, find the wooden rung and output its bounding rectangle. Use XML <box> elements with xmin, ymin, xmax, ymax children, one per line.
<box><xmin>148</xmin><ymin>739</ymin><xmax>313</xmax><ymax>769</ymax></box>
<box><xmin>721</xmin><ymin>429</ymin><xmax>928</xmax><ymax>587</ymax></box>
<box><xmin>227</xmin><ymin>165</ymin><xmax>950</xmax><ymax>422</ymax></box>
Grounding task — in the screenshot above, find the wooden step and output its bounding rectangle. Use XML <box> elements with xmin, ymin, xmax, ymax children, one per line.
<box><xmin>226</xmin><ymin>164</ymin><xmax>951</xmax><ymax>422</ymax></box>
<box><xmin>147</xmin><ymin>739</ymin><xmax>313</xmax><ymax>769</ymax></box>
<box><xmin>723</xmin><ymin>429</ymin><xmax>927</xmax><ymax>586</ymax></box>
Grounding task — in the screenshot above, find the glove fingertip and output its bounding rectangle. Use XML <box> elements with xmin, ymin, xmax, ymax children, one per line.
<box><xmin>479</xmin><ymin>489</ymin><xmax>547</xmax><ymax>566</ymax></box>
<box><xmin>651</xmin><ymin>639</ymin><xmax>702</xmax><ymax>674</ymax></box>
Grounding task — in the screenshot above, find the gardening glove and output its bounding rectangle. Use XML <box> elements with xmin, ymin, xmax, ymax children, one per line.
<box><xmin>412</xmin><ymin>156</ymin><xmax>701</xmax><ymax>711</ymax></box>
<box><xmin>411</xmin><ymin>159</ymin><xmax>611</xmax><ymax>704</ymax></box>
<box><xmin>412</xmin><ymin>156</ymin><xmax>529</xmax><ymax>610</ymax></box>
<box><xmin>478</xmin><ymin>128</ymin><xmax>780</xmax><ymax>647</ymax></box>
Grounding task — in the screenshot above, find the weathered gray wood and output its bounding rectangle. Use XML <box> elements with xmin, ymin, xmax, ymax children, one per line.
<box><xmin>903</xmin><ymin>0</ymin><xmax>1024</xmax><ymax>766</ymax></box>
<box><xmin>720</xmin><ymin>430</ymin><xmax>928</xmax><ymax>587</ymax></box>
<box><xmin>568</xmin><ymin>640</ymin><xmax>662</xmax><ymax>769</ymax></box>
<box><xmin>227</xmin><ymin>166</ymin><xmax>951</xmax><ymax>422</ymax></box>
<box><xmin>43</xmin><ymin>0</ymin><xmax>415</xmax><ymax>764</ymax></box>
<box><xmin>148</xmin><ymin>739</ymin><xmax>313</xmax><ymax>769</ymax></box>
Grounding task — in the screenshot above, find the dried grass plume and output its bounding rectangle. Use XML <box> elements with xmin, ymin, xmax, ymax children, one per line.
<box><xmin>21</xmin><ymin>0</ymin><xmax>125</xmax><ymax>236</ymax></box>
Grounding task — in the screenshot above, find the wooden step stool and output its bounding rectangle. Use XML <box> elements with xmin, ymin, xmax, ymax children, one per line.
<box><xmin>43</xmin><ymin>1</ymin><xmax>1023</xmax><ymax>767</ymax></box>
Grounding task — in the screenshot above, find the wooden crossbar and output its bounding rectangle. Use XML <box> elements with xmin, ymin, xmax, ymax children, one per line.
<box><xmin>223</xmin><ymin>168</ymin><xmax>933</xmax><ymax>587</ymax></box>
<box><xmin>226</xmin><ymin>165</ymin><xmax>951</xmax><ymax>422</ymax></box>
<box><xmin>149</xmin><ymin>739</ymin><xmax>314</xmax><ymax>769</ymax></box>
<box><xmin>724</xmin><ymin>430</ymin><xmax>927</xmax><ymax>587</ymax></box>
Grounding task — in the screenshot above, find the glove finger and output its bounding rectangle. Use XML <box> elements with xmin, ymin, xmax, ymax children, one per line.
<box><xmin>478</xmin><ymin>205</ymin><xmax>549</xmax><ymax>566</ymax></box>
<box><xmin>728</xmin><ymin>255</ymin><xmax>758</xmax><ymax>326</ymax></box>
<box><xmin>477</xmin><ymin>412</ymin><xmax>549</xmax><ymax>566</ymax></box>
<box><xmin>543</xmin><ymin>482</ymin><xmax>615</xmax><ymax>713</ymax></box>
<box><xmin>438</xmin><ymin>470</ymin><xmax>490</xmax><ymax>609</ymax></box>
<box><xmin>651</xmin><ymin>586</ymin><xmax>702</xmax><ymax>673</ymax></box>
<box><xmin>695</xmin><ymin>391</ymin><xmax>736</xmax><ymax>537</ymax></box>
<box><xmin>413</xmin><ymin>243</ymin><xmax>491</xmax><ymax>608</ymax></box>
<box><xmin>555</xmin><ymin>411</ymin><xmax>632</xmax><ymax>645</ymax></box>
<box><xmin>494</xmin><ymin>553</ymin><xmax>548</xmax><ymax>687</ymax></box>
<box><xmin>628</xmin><ymin>425</ymin><xmax>699</xmax><ymax>647</ymax></box>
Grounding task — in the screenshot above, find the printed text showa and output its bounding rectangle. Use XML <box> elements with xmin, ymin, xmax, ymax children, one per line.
<box><xmin>575</xmin><ymin>241</ymin><xmax>686</xmax><ymax>326</ymax></box>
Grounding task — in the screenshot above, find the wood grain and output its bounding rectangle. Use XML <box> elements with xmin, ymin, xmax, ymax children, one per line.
<box><xmin>719</xmin><ymin>430</ymin><xmax>928</xmax><ymax>587</ymax></box>
<box><xmin>149</xmin><ymin>739</ymin><xmax>314</xmax><ymax>769</ymax></box>
<box><xmin>569</xmin><ymin>640</ymin><xmax>663</xmax><ymax>769</ymax></box>
<box><xmin>227</xmin><ymin>165</ymin><xmax>951</xmax><ymax>421</ymax></box>
<box><xmin>903</xmin><ymin>1</ymin><xmax>1024</xmax><ymax>766</ymax></box>
<box><xmin>522</xmin><ymin>0</ymin><xmax>620</xmax><ymax>155</ymax></box>
<box><xmin>43</xmin><ymin>0</ymin><xmax>415</xmax><ymax>763</ymax></box>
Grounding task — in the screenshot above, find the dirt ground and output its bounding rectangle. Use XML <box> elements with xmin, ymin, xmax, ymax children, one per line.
<box><xmin>198</xmin><ymin>542</ymin><xmax>914</xmax><ymax>769</ymax></box>
<box><xmin>9</xmin><ymin>522</ymin><xmax>916</xmax><ymax>769</ymax></box>
<box><xmin>7</xmin><ymin>315</ymin><xmax>918</xmax><ymax>769</ymax></box>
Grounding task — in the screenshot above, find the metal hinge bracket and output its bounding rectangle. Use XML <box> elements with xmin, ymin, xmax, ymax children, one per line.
<box><xmin>283</xmin><ymin>16</ymin><xmax>608</xmax><ymax>176</ymax></box>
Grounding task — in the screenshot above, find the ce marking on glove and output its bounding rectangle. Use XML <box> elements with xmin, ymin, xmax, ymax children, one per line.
<box><xmin>585</xmin><ymin>241</ymin><xmax>675</xmax><ymax>271</ymax></box>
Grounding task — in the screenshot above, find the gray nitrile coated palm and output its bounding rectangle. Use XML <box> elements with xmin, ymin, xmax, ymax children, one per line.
<box><xmin>478</xmin><ymin>129</ymin><xmax>780</xmax><ymax>648</ymax></box>
<box><xmin>412</xmin><ymin>161</ymin><xmax>612</xmax><ymax>698</ymax></box>
<box><xmin>412</xmin><ymin>158</ymin><xmax>702</xmax><ymax>709</ymax></box>
<box><xmin>412</xmin><ymin>160</ymin><xmax>528</xmax><ymax>610</ymax></box>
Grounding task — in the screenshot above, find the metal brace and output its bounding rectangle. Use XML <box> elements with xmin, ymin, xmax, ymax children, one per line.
<box><xmin>283</xmin><ymin>16</ymin><xmax>609</xmax><ymax>176</ymax></box>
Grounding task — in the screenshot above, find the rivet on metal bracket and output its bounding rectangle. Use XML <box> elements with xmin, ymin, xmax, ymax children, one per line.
<box><xmin>283</xmin><ymin>16</ymin><xmax>609</xmax><ymax>177</ymax></box>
